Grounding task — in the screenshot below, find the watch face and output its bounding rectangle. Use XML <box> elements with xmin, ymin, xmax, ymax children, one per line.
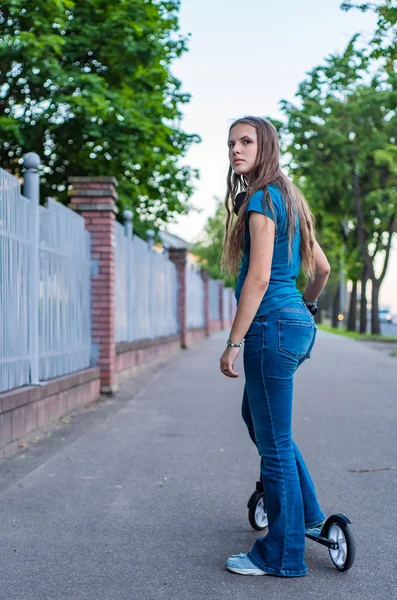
<box><xmin>311</xmin><ymin>306</ymin><xmax>318</xmax><ymax>315</ymax></box>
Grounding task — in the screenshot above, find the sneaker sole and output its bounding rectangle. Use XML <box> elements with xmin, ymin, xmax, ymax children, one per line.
<box><xmin>226</xmin><ymin>566</ymin><xmax>268</xmax><ymax>576</ymax></box>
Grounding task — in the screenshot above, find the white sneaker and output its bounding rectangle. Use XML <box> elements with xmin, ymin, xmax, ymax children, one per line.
<box><xmin>226</xmin><ymin>553</ymin><xmax>268</xmax><ymax>575</ymax></box>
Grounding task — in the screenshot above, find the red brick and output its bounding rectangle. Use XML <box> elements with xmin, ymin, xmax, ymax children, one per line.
<box><xmin>92</xmin><ymin>248</ymin><xmax>113</xmax><ymax>256</ymax></box>
<box><xmin>92</xmin><ymin>321</ymin><xmax>113</xmax><ymax>330</ymax></box>
<box><xmin>91</xmin><ymin>282</ymin><xmax>108</xmax><ymax>290</ymax></box>
<box><xmin>91</xmin><ymin>302</ymin><xmax>111</xmax><ymax>309</ymax></box>
<box><xmin>92</xmin><ymin>273</ymin><xmax>111</xmax><ymax>282</ymax></box>
<box><xmin>68</xmin><ymin>177</ymin><xmax>118</xmax><ymax>392</ymax></box>
<box><xmin>98</xmin><ymin>345</ymin><xmax>115</xmax><ymax>354</ymax></box>
<box><xmin>92</xmin><ymin>318</ymin><xmax>113</xmax><ymax>325</ymax></box>
<box><xmin>87</xmin><ymin>224</ymin><xmax>112</xmax><ymax>232</ymax></box>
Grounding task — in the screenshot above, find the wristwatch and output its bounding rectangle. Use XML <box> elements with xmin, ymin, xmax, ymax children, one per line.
<box><xmin>302</xmin><ymin>297</ymin><xmax>318</xmax><ymax>316</ymax></box>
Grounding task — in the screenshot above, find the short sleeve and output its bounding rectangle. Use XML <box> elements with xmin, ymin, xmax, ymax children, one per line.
<box><xmin>246</xmin><ymin>187</ymin><xmax>282</xmax><ymax>224</ymax></box>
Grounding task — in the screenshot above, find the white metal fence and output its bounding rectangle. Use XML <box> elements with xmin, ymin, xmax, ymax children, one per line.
<box><xmin>209</xmin><ymin>278</ymin><xmax>220</xmax><ymax>321</ymax></box>
<box><xmin>151</xmin><ymin>247</ymin><xmax>179</xmax><ymax>338</ymax></box>
<box><xmin>115</xmin><ymin>219</ymin><xmax>179</xmax><ymax>342</ymax></box>
<box><xmin>0</xmin><ymin>169</ymin><xmax>31</xmax><ymax>391</ymax></box>
<box><xmin>186</xmin><ymin>263</ymin><xmax>205</xmax><ymax>328</ymax></box>
<box><xmin>222</xmin><ymin>286</ymin><xmax>231</xmax><ymax>323</ymax></box>
<box><xmin>0</xmin><ymin>167</ymin><xmax>92</xmax><ymax>393</ymax></box>
<box><xmin>115</xmin><ymin>221</ymin><xmax>130</xmax><ymax>342</ymax></box>
<box><xmin>38</xmin><ymin>198</ymin><xmax>91</xmax><ymax>381</ymax></box>
<box><xmin>230</xmin><ymin>289</ymin><xmax>237</xmax><ymax>320</ymax></box>
<box><xmin>1</xmin><ymin>161</ymin><xmax>235</xmax><ymax>395</ymax></box>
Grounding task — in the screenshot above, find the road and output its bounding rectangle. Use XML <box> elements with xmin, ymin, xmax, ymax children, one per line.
<box><xmin>0</xmin><ymin>329</ymin><xmax>396</xmax><ymax>600</ymax></box>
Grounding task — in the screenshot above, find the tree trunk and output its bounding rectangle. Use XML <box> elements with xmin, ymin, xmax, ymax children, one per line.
<box><xmin>371</xmin><ymin>281</ymin><xmax>381</xmax><ymax>335</ymax></box>
<box><xmin>347</xmin><ymin>280</ymin><xmax>357</xmax><ymax>332</ymax></box>
<box><xmin>332</xmin><ymin>288</ymin><xmax>340</xmax><ymax>328</ymax></box>
<box><xmin>359</xmin><ymin>266</ymin><xmax>368</xmax><ymax>334</ymax></box>
<box><xmin>353</xmin><ymin>168</ymin><xmax>396</xmax><ymax>337</ymax></box>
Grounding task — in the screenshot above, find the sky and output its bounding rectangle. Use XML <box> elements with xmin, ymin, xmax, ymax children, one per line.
<box><xmin>166</xmin><ymin>0</ymin><xmax>397</xmax><ymax>313</ymax></box>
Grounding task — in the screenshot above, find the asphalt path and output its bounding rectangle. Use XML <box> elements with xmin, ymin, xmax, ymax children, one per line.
<box><xmin>1</xmin><ymin>329</ymin><xmax>396</xmax><ymax>600</ymax></box>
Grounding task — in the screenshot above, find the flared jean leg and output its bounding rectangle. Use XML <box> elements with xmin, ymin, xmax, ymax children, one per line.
<box><xmin>242</xmin><ymin>384</ymin><xmax>325</xmax><ymax>529</ymax></box>
<box><xmin>244</xmin><ymin>365</ymin><xmax>308</xmax><ymax>576</ymax></box>
<box><xmin>293</xmin><ymin>442</ymin><xmax>325</xmax><ymax>528</ymax></box>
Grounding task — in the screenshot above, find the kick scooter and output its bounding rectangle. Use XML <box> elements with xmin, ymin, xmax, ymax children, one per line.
<box><xmin>247</xmin><ymin>479</ymin><xmax>356</xmax><ymax>572</ymax></box>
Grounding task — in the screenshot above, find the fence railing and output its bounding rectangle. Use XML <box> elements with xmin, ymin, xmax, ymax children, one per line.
<box><xmin>115</xmin><ymin>220</ymin><xmax>130</xmax><ymax>342</ymax></box>
<box><xmin>186</xmin><ymin>263</ymin><xmax>205</xmax><ymax>329</ymax></box>
<box><xmin>209</xmin><ymin>278</ymin><xmax>221</xmax><ymax>321</ymax></box>
<box><xmin>151</xmin><ymin>245</ymin><xmax>179</xmax><ymax>339</ymax></box>
<box><xmin>222</xmin><ymin>285</ymin><xmax>231</xmax><ymax>325</ymax></box>
<box><xmin>1</xmin><ymin>158</ymin><xmax>236</xmax><ymax>397</ymax></box>
<box><xmin>115</xmin><ymin>215</ymin><xmax>179</xmax><ymax>343</ymax></box>
<box><xmin>0</xmin><ymin>163</ymin><xmax>92</xmax><ymax>393</ymax></box>
<box><xmin>0</xmin><ymin>169</ymin><xmax>32</xmax><ymax>392</ymax></box>
<box><xmin>38</xmin><ymin>198</ymin><xmax>92</xmax><ymax>381</ymax></box>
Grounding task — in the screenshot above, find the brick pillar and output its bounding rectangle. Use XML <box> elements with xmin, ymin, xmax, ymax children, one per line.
<box><xmin>201</xmin><ymin>269</ymin><xmax>210</xmax><ymax>337</ymax></box>
<box><xmin>68</xmin><ymin>176</ymin><xmax>118</xmax><ymax>394</ymax></box>
<box><xmin>169</xmin><ymin>247</ymin><xmax>187</xmax><ymax>349</ymax></box>
<box><xmin>219</xmin><ymin>282</ymin><xmax>224</xmax><ymax>330</ymax></box>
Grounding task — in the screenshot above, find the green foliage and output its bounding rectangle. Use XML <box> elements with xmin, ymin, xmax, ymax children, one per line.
<box><xmin>280</xmin><ymin>37</ymin><xmax>396</xmax><ymax>291</ymax></box>
<box><xmin>0</xmin><ymin>0</ymin><xmax>200</xmax><ymax>237</ymax></box>
<box><xmin>341</xmin><ymin>1</ymin><xmax>397</xmax><ymax>66</ymax></box>
<box><xmin>191</xmin><ymin>198</ymin><xmax>237</xmax><ymax>289</ymax></box>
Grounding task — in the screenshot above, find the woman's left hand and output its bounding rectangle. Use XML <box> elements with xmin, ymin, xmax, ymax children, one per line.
<box><xmin>220</xmin><ymin>346</ymin><xmax>241</xmax><ymax>378</ymax></box>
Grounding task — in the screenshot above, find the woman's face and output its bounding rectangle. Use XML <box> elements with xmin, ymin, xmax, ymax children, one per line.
<box><xmin>228</xmin><ymin>123</ymin><xmax>258</xmax><ymax>177</ymax></box>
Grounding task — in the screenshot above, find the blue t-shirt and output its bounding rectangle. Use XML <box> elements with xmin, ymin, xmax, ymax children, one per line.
<box><xmin>234</xmin><ymin>184</ymin><xmax>302</xmax><ymax>317</ymax></box>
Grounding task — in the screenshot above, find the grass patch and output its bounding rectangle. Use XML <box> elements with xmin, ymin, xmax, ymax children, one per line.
<box><xmin>317</xmin><ymin>324</ymin><xmax>397</xmax><ymax>343</ymax></box>
<box><xmin>391</xmin><ymin>350</ymin><xmax>397</xmax><ymax>357</ymax></box>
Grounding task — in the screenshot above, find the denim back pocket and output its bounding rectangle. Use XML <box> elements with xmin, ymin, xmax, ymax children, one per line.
<box><xmin>277</xmin><ymin>319</ymin><xmax>314</xmax><ymax>359</ymax></box>
<box><xmin>306</xmin><ymin>325</ymin><xmax>318</xmax><ymax>359</ymax></box>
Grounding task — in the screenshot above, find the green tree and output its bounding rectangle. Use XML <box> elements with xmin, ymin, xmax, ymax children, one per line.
<box><xmin>0</xmin><ymin>0</ymin><xmax>200</xmax><ymax>237</ymax></box>
<box><xmin>341</xmin><ymin>1</ymin><xmax>397</xmax><ymax>67</ymax></box>
<box><xmin>280</xmin><ymin>40</ymin><xmax>396</xmax><ymax>334</ymax></box>
<box><xmin>191</xmin><ymin>197</ymin><xmax>237</xmax><ymax>289</ymax></box>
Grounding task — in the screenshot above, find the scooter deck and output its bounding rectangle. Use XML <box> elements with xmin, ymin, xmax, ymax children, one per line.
<box><xmin>305</xmin><ymin>531</ymin><xmax>338</xmax><ymax>550</ymax></box>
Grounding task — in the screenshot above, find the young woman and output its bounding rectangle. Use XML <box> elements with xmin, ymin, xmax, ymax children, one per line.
<box><xmin>219</xmin><ymin>116</ymin><xmax>331</xmax><ymax>577</ymax></box>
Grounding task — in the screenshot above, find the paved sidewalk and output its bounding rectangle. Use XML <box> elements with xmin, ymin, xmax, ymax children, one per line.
<box><xmin>1</xmin><ymin>330</ymin><xmax>396</xmax><ymax>600</ymax></box>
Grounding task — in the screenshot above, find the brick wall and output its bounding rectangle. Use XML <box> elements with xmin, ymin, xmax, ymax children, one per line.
<box><xmin>0</xmin><ymin>368</ymin><xmax>100</xmax><ymax>456</ymax></box>
<box><xmin>68</xmin><ymin>177</ymin><xmax>118</xmax><ymax>393</ymax></box>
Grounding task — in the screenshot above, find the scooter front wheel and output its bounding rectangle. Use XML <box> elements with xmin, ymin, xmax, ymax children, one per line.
<box><xmin>322</xmin><ymin>515</ymin><xmax>356</xmax><ymax>571</ymax></box>
<box><xmin>247</xmin><ymin>490</ymin><xmax>268</xmax><ymax>531</ymax></box>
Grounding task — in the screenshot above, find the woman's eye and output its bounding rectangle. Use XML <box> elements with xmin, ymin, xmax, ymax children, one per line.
<box><xmin>243</xmin><ymin>140</ymin><xmax>251</xmax><ymax>144</ymax></box>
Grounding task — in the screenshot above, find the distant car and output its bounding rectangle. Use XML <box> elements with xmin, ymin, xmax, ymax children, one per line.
<box><xmin>378</xmin><ymin>309</ymin><xmax>392</xmax><ymax>323</ymax></box>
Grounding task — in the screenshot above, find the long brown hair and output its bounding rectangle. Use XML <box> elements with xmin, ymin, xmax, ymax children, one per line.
<box><xmin>220</xmin><ymin>116</ymin><xmax>316</xmax><ymax>280</ymax></box>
